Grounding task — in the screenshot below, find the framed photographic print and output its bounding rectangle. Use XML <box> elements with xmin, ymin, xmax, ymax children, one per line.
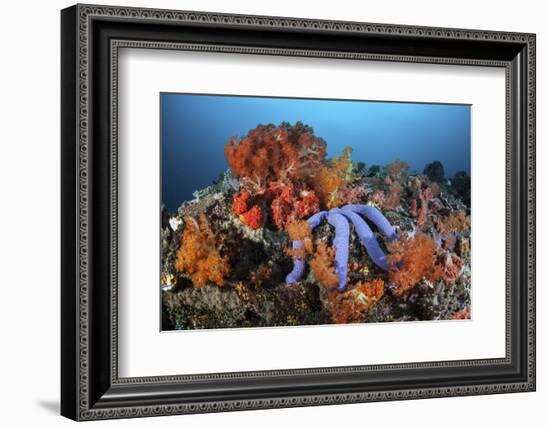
<box><xmin>61</xmin><ymin>4</ymin><xmax>536</xmax><ymax>421</ymax></box>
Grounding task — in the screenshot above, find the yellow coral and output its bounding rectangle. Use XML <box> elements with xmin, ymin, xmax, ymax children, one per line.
<box><xmin>312</xmin><ymin>147</ymin><xmax>355</xmax><ymax>209</ymax></box>
<box><xmin>312</xmin><ymin>165</ymin><xmax>344</xmax><ymax>209</ymax></box>
<box><xmin>175</xmin><ymin>215</ymin><xmax>230</xmax><ymax>288</ymax></box>
<box><xmin>332</xmin><ymin>146</ymin><xmax>354</xmax><ymax>180</ymax></box>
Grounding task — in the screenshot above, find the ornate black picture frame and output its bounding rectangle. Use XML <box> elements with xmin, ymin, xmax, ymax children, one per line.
<box><xmin>61</xmin><ymin>4</ymin><xmax>536</xmax><ymax>421</ymax></box>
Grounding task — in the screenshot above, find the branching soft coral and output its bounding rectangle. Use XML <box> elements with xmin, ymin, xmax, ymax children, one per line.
<box><xmin>368</xmin><ymin>179</ymin><xmax>402</xmax><ymax>210</ymax></box>
<box><xmin>175</xmin><ymin>215</ymin><xmax>230</xmax><ymax>288</ymax></box>
<box><xmin>435</xmin><ymin>209</ymin><xmax>470</xmax><ymax>233</ymax></box>
<box><xmin>240</xmin><ymin>205</ymin><xmax>263</xmax><ymax>230</ymax></box>
<box><xmin>433</xmin><ymin>252</ymin><xmax>464</xmax><ymax>287</ymax></box>
<box><xmin>312</xmin><ymin>166</ymin><xmax>345</xmax><ymax>209</ymax></box>
<box><xmin>326</xmin><ymin>279</ymin><xmax>385</xmax><ymax>323</ymax></box>
<box><xmin>387</xmin><ymin>159</ymin><xmax>409</xmax><ymax>182</ymax></box>
<box><xmin>409</xmin><ymin>177</ymin><xmax>434</xmax><ymax>226</ymax></box>
<box><xmin>285</xmin><ymin>220</ymin><xmax>313</xmax><ymax>252</ymax></box>
<box><xmin>225</xmin><ymin>123</ymin><xmax>327</xmax><ymax>229</ymax></box>
<box><xmin>270</xmin><ymin>183</ymin><xmax>319</xmax><ymax>230</ymax></box>
<box><xmin>232</xmin><ymin>190</ymin><xmax>251</xmax><ymax>215</ymax></box>
<box><xmin>310</xmin><ymin>241</ymin><xmax>339</xmax><ymax>289</ymax></box>
<box><xmin>224</xmin><ymin>122</ymin><xmax>327</xmax><ymax>191</ymax></box>
<box><xmin>387</xmin><ymin>233</ymin><xmax>441</xmax><ymax>297</ymax></box>
<box><xmin>312</xmin><ymin>147</ymin><xmax>355</xmax><ymax>209</ymax></box>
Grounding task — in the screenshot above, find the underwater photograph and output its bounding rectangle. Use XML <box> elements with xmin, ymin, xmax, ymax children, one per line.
<box><xmin>160</xmin><ymin>93</ymin><xmax>472</xmax><ymax>330</ymax></box>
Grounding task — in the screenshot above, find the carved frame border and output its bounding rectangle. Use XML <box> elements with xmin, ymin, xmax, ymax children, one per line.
<box><xmin>61</xmin><ymin>3</ymin><xmax>536</xmax><ymax>421</ymax></box>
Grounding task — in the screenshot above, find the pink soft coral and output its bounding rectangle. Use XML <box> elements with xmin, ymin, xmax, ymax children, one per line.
<box><xmin>409</xmin><ymin>177</ymin><xmax>434</xmax><ymax>226</ymax></box>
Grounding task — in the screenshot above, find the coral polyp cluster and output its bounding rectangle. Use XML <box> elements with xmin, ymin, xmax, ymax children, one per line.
<box><xmin>161</xmin><ymin>121</ymin><xmax>471</xmax><ymax>329</ymax></box>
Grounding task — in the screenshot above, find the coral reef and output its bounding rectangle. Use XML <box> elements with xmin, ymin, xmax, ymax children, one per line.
<box><xmin>161</xmin><ymin>121</ymin><xmax>471</xmax><ymax>329</ymax></box>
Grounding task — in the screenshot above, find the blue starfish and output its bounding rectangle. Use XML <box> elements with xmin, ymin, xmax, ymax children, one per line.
<box><xmin>286</xmin><ymin>204</ymin><xmax>397</xmax><ymax>290</ymax></box>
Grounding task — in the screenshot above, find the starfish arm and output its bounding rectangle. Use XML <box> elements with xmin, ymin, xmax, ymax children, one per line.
<box><xmin>339</xmin><ymin>209</ymin><xmax>389</xmax><ymax>271</ymax></box>
<box><xmin>285</xmin><ymin>240</ymin><xmax>306</xmax><ymax>284</ymax></box>
<box><xmin>328</xmin><ymin>209</ymin><xmax>350</xmax><ymax>290</ymax></box>
<box><xmin>343</xmin><ymin>204</ymin><xmax>397</xmax><ymax>240</ymax></box>
<box><xmin>285</xmin><ymin>211</ymin><xmax>328</xmax><ymax>285</ymax></box>
<box><xmin>307</xmin><ymin>210</ymin><xmax>328</xmax><ymax>230</ymax></box>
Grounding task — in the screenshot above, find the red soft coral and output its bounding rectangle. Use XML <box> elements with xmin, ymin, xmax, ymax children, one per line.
<box><xmin>240</xmin><ymin>205</ymin><xmax>263</xmax><ymax>230</ymax></box>
<box><xmin>295</xmin><ymin>189</ymin><xmax>320</xmax><ymax>219</ymax></box>
<box><xmin>232</xmin><ymin>190</ymin><xmax>251</xmax><ymax>215</ymax></box>
<box><xmin>270</xmin><ymin>183</ymin><xmax>320</xmax><ymax>230</ymax></box>
<box><xmin>224</xmin><ymin>122</ymin><xmax>327</xmax><ymax>192</ymax></box>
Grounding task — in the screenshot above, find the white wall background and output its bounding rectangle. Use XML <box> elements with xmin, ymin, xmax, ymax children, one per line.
<box><xmin>0</xmin><ymin>0</ymin><xmax>546</xmax><ymax>424</ymax></box>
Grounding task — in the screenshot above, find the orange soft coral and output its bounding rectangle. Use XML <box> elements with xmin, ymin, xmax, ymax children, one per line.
<box><xmin>451</xmin><ymin>309</ymin><xmax>471</xmax><ymax>320</ymax></box>
<box><xmin>387</xmin><ymin>233</ymin><xmax>440</xmax><ymax>297</ymax></box>
<box><xmin>174</xmin><ymin>215</ymin><xmax>230</xmax><ymax>288</ymax></box>
<box><xmin>434</xmin><ymin>209</ymin><xmax>470</xmax><ymax>233</ymax></box>
<box><xmin>326</xmin><ymin>279</ymin><xmax>385</xmax><ymax>323</ymax></box>
<box><xmin>310</xmin><ymin>241</ymin><xmax>339</xmax><ymax>289</ymax></box>
<box><xmin>285</xmin><ymin>220</ymin><xmax>313</xmax><ymax>252</ymax></box>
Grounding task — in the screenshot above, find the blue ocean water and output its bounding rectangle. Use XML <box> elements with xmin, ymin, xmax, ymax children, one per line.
<box><xmin>161</xmin><ymin>93</ymin><xmax>471</xmax><ymax>212</ymax></box>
